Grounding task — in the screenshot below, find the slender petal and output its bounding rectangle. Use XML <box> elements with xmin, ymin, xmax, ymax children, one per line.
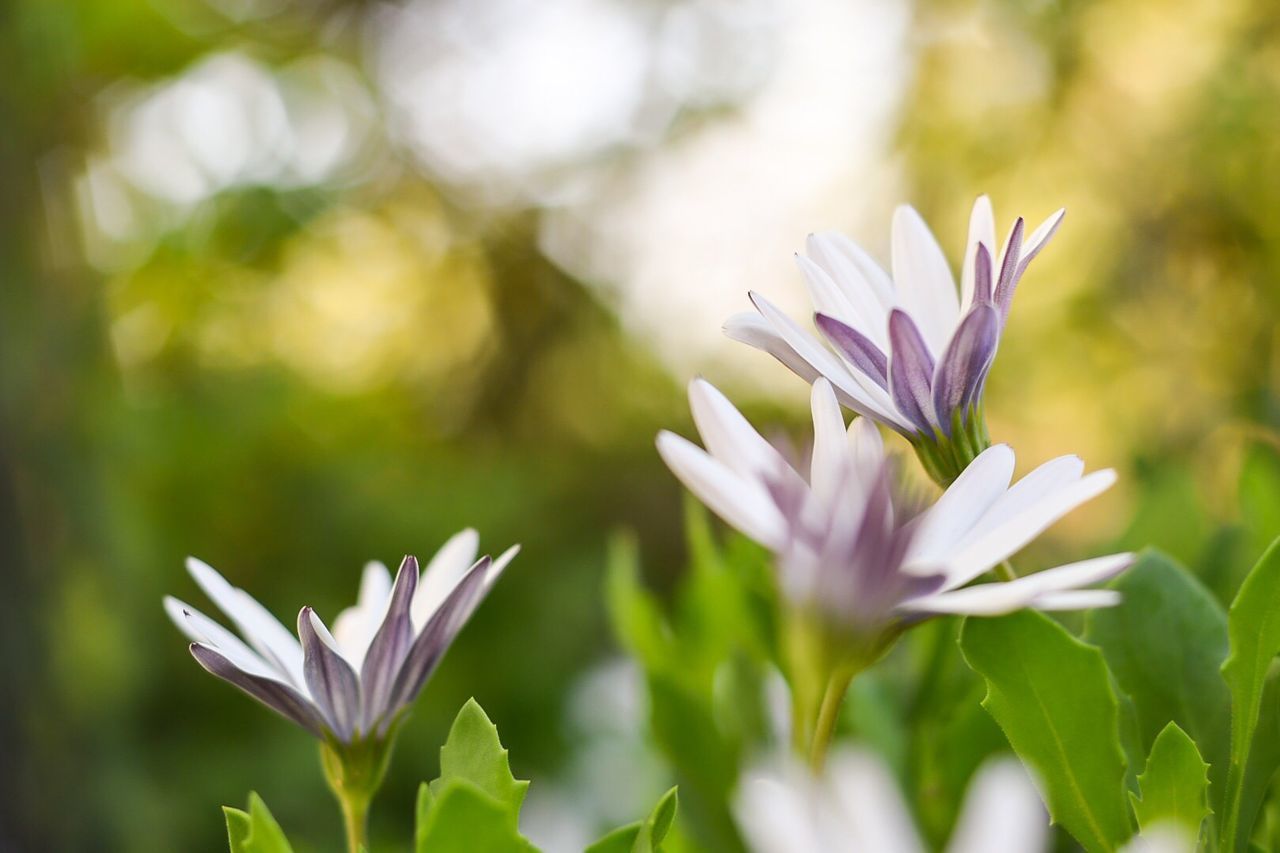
<box><xmin>165</xmin><ymin>596</ymin><xmax>280</xmax><ymax>681</ymax></box>
<box><xmin>411</xmin><ymin>529</ymin><xmax>479</xmax><ymax>631</ymax></box>
<box><xmin>190</xmin><ymin>643</ymin><xmax>326</xmax><ymax>735</ymax></box>
<box><xmin>931</xmin><ymin>303</ymin><xmax>999</xmax><ymax>427</ymax></box>
<box><xmin>947</xmin><ymin>760</ymin><xmax>1048</xmax><ymax>853</ymax></box>
<box><xmin>827</xmin><ymin>750</ymin><xmax>925</xmax><ymax>853</ymax></box>
<box><xmin>815</xmin><ymin>313</ymin><xmax>888</xmax><ymax>388</ymax></box>
<box><xmin>656</xmin><ymin>431</ymin><xmax>789</xmax><ymax>549</ymax></box>
<box><xmin>891</xmin><ymin>205</ymin><xmax>960</xmax><ymax>354</ymax></box>
<box><xmin>689</xmin><ymin>378</ymin><xmax>791</xmax><ymax>478</ymax></box>
<box><xmin>804</xmin><ymin>230</ymin><xmax>896</xmax><ymax>311</ymax></box>
<box><xmin>796</xmin><ymin>251</ymin><xmax>887</xmax><ymax>349</ymax></box>
<box><xmin>299</xmin><ymin>607</ymin><xmax>362</xmax><ymax>740</ymax></box>
<box><xmin>1034</xmin><ymin>589</ymin><xmax>1122</xmax><ymax>610</ymax></box>
<box><xmin>903</xmin><ymin>444</ymin><xmax>1015</xmax><ymax>572</ymax></box>
<box><xmin>900</xmin><ymin>553</ymin><xmax>1130</xmax><ymax>616</ymax></box>
<box><xmin>332</xmin><ymin>561</ymin><xmax>393</xmax><ymax>670</ymax></box>
<box><xmin>1019</xmin><ymin>208</ymin><xmax>1066</xmax><ymax>271</ymax></box>
<box><xmin>972</xmin><ymin>243</ymin><xmax>994</xmax><ymax>305</ymax></box>
<box><xmin>992</xmin><ymin>217</ymin><xmax>1025</xmax><ymax>321</ymax></box>
<box><xmin>809</xmin><ymin>379</ymin><xmax>848</xmax><ymax>506</ymax></box>
<box><xmin>186</xmin><ymin>558</ymin><xmax>307</xmax><ymax>690</ymax></box>
<box><xmin>385</xmin><ymin>557</ymin><xmax>493</xmax><ymax>725</ymax></box>
<box><xmin>359</xmin><ymin>556</ymin><xmax>419</xmax><ymax>729</ymax></box>
<box><xmin>887</xmin><ymin>310</ymin><xmax>937</xmax><ymax>434</ymax></box>
<box><xmin>960</xmin><ymin>195</ymin><xmax>996</xmax><ymax>311</ymax></box>
<box><xmin>725</xmin><ymin>312</ymin><xmax>823</xmax><ymax>385</ymax></box>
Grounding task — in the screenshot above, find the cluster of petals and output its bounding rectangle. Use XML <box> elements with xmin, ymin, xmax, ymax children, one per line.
<box><xmin>725</xmin><ymin>197</ymin><xmax>1064</xmax><ymax>437</ymax></box>
<box><xmin>165</xmin><ymin>529</ymin><xmax>516</xmax><ymax>742</ymax></box>
<box><xmin>656</xmin><ymin>378</ymin><xmax>1131</xmax><ymax>629</ymax></box>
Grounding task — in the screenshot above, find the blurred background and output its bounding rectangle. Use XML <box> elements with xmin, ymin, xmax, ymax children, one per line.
<box><xmin>3</xmin><ymin>0</ymin><xmax>1280</xmax><ymax>849</ymax></box>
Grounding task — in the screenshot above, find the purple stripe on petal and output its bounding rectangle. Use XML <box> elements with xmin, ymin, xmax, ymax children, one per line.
<box><xmin>358</xmin><ymin>555</ymin><xmax>418</xmax><ymax>731</ymax></box>
<box><xmin>298</xmin><ymin>607</ymin><xmax>362</xmax><ymax>741</ymax></box>
<box><xmin>993</xmin><ymin>217</ymin><xmax>1025</xmax><ymax>322</ymax></box>
<box><xmin>190</xmin><ymin>643</ymin><xmax>325</xmax><ymax>736</ymax></box>
<box><xmin>931</xmin><ymin>304</ymin><xmax>999</xmax><ymax>430</ymax></box>
<box><xmin>383</xmin><ymin>556</ymin><xmax>492</xmax><ymax>730</ymax></box>
<box><xmin>972</xmin><ymin>243</ymin><xmax>994</xmax><ymax>305</ymax></box>
<box><xmin>887</xmin><ymin>310</ymin><xmax>937</xmax><ymax>434</ymax></box>
<box><xmin>815</xmin><ymin>313</ymin><xmax>888</xmax><ymax>388</ymax></box>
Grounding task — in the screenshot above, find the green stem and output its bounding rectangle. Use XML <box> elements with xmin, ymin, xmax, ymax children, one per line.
<box><xmin>320</xmin><ymin>733</ymin><xmax>398</xmax><ymax>853</ymax></box>
<box><xmin>809</xmin><ymin>668</ymin><xmax>856</xmax><ymax>772</ymax></box>
<box><xmin>336</xmin><ymin>789</ymin><xmax>370</xmax><ymax>853</ymax></box>
<box><xmin>996</xmin><ymin>559</ymin><xmax>1018</xmax><ymax>581</ymax></box>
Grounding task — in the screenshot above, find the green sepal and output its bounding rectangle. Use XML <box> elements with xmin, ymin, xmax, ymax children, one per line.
<box><xmin>908</xmin><ymin>404</ymin><xmax>990</xmax><ymax>486</ymax></box>
<box><xmin>224</xmin><ymin>792</ymin><xmax>293</xmax><ymax>853</ymax></box>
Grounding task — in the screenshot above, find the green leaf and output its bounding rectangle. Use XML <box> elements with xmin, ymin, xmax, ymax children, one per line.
<box><xmin>415</xmin><ymin>780</ymin><xmax>538</xmax><ymax>853</ymax></box>
<box><xmin>1084</xmin><ymin>551</ymin><xmax>1229</xmax><ymax>799</ymax></box>
<box><xmin>605</xmin><ymin>532</ymin><xmax>671</xmax><ymax>671</ymax></box>
<box><xmin>223</xmin><ymin>792</ymin><xmax>293</xmax><ymax>853</ymax></box>
<box><xmin>1220</xmin><ymin>537</ymin><xmax>1280</xmax><ymax>850</ymax></box>
<box><xmin>585</xmin><ymin>787</ymin><xmax>679</xmax><ymax>853</ymax></box>
<box><xmin>431</xmin><ymin>698</ymin><xmax>529</xmax><ymax>827</ymax></box>
<box><xmin>414</xmin><ymin>782</ymin><xmax>435</xmax><ymax>852</ymax></box>
<box><xmin>959</xmin><ymin>611</ymin><xmax>1132</xmax><ymax>852</ymax></box>
<box><xmin>1129</xmin><ymin>722</ymin><xmax>1211</xmax><ymax>839</ymax></box>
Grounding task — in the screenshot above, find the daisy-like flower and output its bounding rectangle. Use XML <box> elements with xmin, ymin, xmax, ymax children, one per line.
<box><xmin>164</xmin><ymin>530</ymin><xmax>517</xmax><ymax>744</ymax></box>
<box><xmin>725</xmin><ymin>197</ymin><xmax>1065</xmax><ymax>484</ymax></box>
<box><xmin>657</xmin><ymin>378</ymin><xmax>1130</xmax><ymax>635</ymax></box>
<box><xmin>736</xmin><ymin>750</ymin><xmax>1049</xmax><ymax>853</ymax></box>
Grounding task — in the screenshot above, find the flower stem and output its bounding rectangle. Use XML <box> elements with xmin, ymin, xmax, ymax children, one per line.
<box><xmin>809</xmin><ymin>668</ymin><xmax>856</xmax><ymax>772</ymax></box>
<box><xmin>320</xmin><ymin>734</ymin><xmax>397</xmax><ymax>853</ymax></box>
<box><xmin>996</xmin><ymin>559</ymin><xmax>1018</xmax><ymax>581</ymax></box>
<box><xmin>336</xmin><ymin>789</ymin><xmax>370</xmax><ymax>853</ymax></box>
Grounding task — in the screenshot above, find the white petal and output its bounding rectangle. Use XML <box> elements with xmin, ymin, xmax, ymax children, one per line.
<box><xmin>904</xmin><ymin>553</ymin><xmax>1131</xmax><ymax>615</ymax></box>
<box><xmin>1021</xmin><ymin>208</ymin><xmax>1066</xmax><ymax>265</ymax></box>
<box><xmin>946</xmin><ymin>759</ymin><xmax>1048</xmax><ymax>853</ymax></box>
<box><xmin>725</xmin><ymin>311</ymin><xmax>822</xmax><ymax>384</ymax></box>
<box><xmin>904</xmin><ymin>444</ymin><xmax>1015</xmax><ymax>572</ymax></box>
<box><xmin>960</xmin><ymin>196</ymin><xmax>996</xmax><ymax>311</ymax></box>
<box><xmin>1032</xmin><ymin>589</ymin><xmax>1123</xmax><ymax>611</ymax></box>
<box><xmin>891</xmin><ymin>205</ymin><xmax>960</xmax><ymax>354</ymax></box>
<box><xmin>331</xmin><ymin>561</ymin><xmax>393</xmax><ymax>670</ymax></box>
<box><xmin>809</xmin><ymin>379</ymin><xmax>849</xmax><ymax>504</ymax></box>
<box><xmin>827</xmin><ymin>749</ymin><xmax>925</xmax><ymax>853</ymax></box>
<box><xmin>186</xmin><ymin>557</ymin><xmax>306</xmax><ymax>689</ymax></box>
<box><xmin>689</xmin><ymin>379</ymin><xmax>789</xmax><ymax>479</ymax></box>
<box><xmin>797</xmin><ymin>246</ymin><xmax>888</xmax><ymax>349</ymax></box>
<box><xmin>805</xmin><ymin>230</ymin><xmax>896</xmax><ymax>310</ymax></box>
<box><xmin>656</xmin><ymin>431</ymin><xmax>787</xmax><ymax>550</ymax></box>
<box><xmin>940</xmin><ymin>468</ymin><xmax>1116</xmax><ymax>588</ymax></box>
<box><xmin>411</xmin><ymin>529</ymin><xmax>480</xmax><ymax>632</ymax></box>
<box><xmin>163</xmin><ymin>596</ymin><xmax>282</xmax><ymax>681</ymax></box>
<box><xmin>486</xmin><ymin>544</ymin><xmax>520</xmax><ymax>587</ymax></box>
<box><xmin>735</xmin><ymin>774</ymin><xmax>827</xmax><ymax>853</ymax></box>
<box><xmin>749</xmin><ymin>292</ymin><xmax>909</xmax><ymax>430</ymax></box>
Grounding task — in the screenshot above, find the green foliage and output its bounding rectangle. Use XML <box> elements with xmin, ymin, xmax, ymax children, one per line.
<box><xmin>224</xmin><ymin>793</ymin><xmax>293</xmax><ymax>853</ymax></box>
<box><xmin>430</xmin><ymin>698</ymin><xmax>530</xmax><ymax>820</ymax></box>
<box><xmin>1221</xmin><ymin>537</ymin><xmax>1280</xmax><ymax>850</ymax></box>
<box><xmin>959</xmin><ymin>611</ymin><xmax>1132</xmax><ymax>852</ymax></box>
<box><xmin>1129</xmin><ymin>723</ymin><xmax>1210</xmax><ymax>840</ymax></box>
<box><xmin>1085</xmin><ymin>550</ymin><xmax>1230</xmax><ymax>798</ymax></box>
<box><xmin>585</xmin><ymin>787</ymin><xmax>679</xmax><ymax>853</ymax></box>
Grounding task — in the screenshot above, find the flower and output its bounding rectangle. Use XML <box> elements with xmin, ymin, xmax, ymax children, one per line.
<box><xmin>735</xmin><ymin>749</ymin><xmax>1049</xmax><ymax>853</ymax></box>
<box><xmin>724</xmin><ymin>196</ymin><xmax>1065</xmax><ymax>483</ymax></box>
<box><xmin>164</xmin><ymin>529</ymin><xmax>517</xmax><ymax>744</ymax></box>
<box><xmin>656</xmin><ymin>378</ymin><xmax>1131</xmax><ymax>641</ymax></box>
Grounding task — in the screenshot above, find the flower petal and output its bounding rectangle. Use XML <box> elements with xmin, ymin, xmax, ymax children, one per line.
<box><xmin>887</xmin><ymin>309</ymin><xmax>937</xmax><ymax>434</ymax></box>
<box><xmin>1020</xmin><ymin>208</ymin><xmax>1066</xmax><ymax>270</ymax></box>
<box><xmin>805</xmin><ymin>230</ymin><xmax>896</xmax><ymax>311</ymax></box>
<box><xmin>931</xmin><ymin>303</ymin><xmax>999</xmax><ymax>427</ymax></box>
<box><xmin>891</xmin><ymin>205</ymin><xmax>960</xmax><ymax>354</ymax></box>
<box><xmin>411</xmin><ymin>529</ymin><xmax>480</xmax><ymax>632</ymax></box>
<box><xmin>299</xmin><ymin>607</ymin><xmax>362</xmax><ymax>741</ymax></box>
<box><xmin>385</xmin><ymin>556</ymin><xmax>493</xmax><ymax>726</ymax></box>
<box><xmin>332</xmin><ymin>561</ymin><xmax>393</xmax><ymax>670</ymax></box>
<box><xmin>939</xmin><ymin>469</ymin><xmax>1118</xmax><ymax>589</ymax></box>
<box><xmin>992</xmin><ymin>217</ymin><xmax>1025</xmax><ymax>321</ymax></box>
<box><xmin>657</xmin><ymin>430</ymin><xmax>788</xmax><ymax>549</ymax></box>
<box><xmin>947</xmin><ymin>759</ymin><xmax>1048</xmax><ymax>853</ymax></box>
<box><xmin>809</xmin><ymin>379</ymin><xmax>849</xmax><ymax>505</ymax></box>
<box><xmin>903</xmin><ymin>444</ymin><xmax>1015</xmax><ymax>572</ymax></box>
<box><xmin>190</xmin><ymin>643</ymin><xmax>325</xmax><ymax>736</ymax></box>
<box><xmin>960</xmin><ymin>195</ymin><xmax>996</xmax><ymax>311</ymax></box>
<box><xmin>359</xmin><ymin>556</ymin><xmax>419</xmax><ymax>730</ymax></box>
<box><xmin>796</xmin><ymin>249</ymin><xmax>888</xmax><ymax>349</ymax></box>
<box><xmin>1032</xmin><ymin>589</ymin><xmax>1122</xmax><ymax>611</ymax></box>
<box><xmin>689</xmin><ymin>378</ymin><xmax>790</xmax><ymax>478</ymax></box>
<box><xmin>972</xmin><ymin>243</ymin><xmax>994</xmax><ymax>305</ymax></box>
<box><xmin>186</xmin><ymin>557</ymin><xmax>306</xmax><ymax>690</ymax></box>
<box><xmin>815</xmin><ymin>313</ymin><xmax>888</xmax><ymax>388</ymax></box>
<box><xmin>725</xmin><ymin>311</ymin><xmax>823</xmax><ymax>384</ymax></box>
<box><xmin>901</xmin><ymin>554</ymin><xmax>1131</xmax><ymax>617</ymax></box>
<box><xmin>165</xmin><ymin>596</ymin><xmax>280</xmax><ymax>681</ymax></box>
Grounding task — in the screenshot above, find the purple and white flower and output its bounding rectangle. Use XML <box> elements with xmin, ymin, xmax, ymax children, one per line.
<box><xmin>656</xmin><ymin>378</ymin><xmax>1130</xmax><ymax>636</ymax></box>
<box><xmin>164</xmin><ymin>530</ymin><xmax>517</xmax><ymax>743</ymax></box>
<box><xmin>725</xmin><ymin>197</ymin><xmax>1064</xmax><ymax>483</ymax></box>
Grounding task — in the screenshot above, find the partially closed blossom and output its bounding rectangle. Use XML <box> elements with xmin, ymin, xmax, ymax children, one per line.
<box><xmin>725</xmin><ymin>197</ymin><xmax>1064</xmax><ymax>484</ymax></box>
<box><xmin>656</xmin><ymin>378</ymin><xmax>1130</xmax><ymax>645</ymax></box>
<box><xmin>164</xmin><ymin>529</ymin><xmax>517</xmax><ymax>743</ymax></box>
<box><xmin>736</xmin><ymin>749</ymin><xmax>1049</xmax><ymax>853</ymax></box>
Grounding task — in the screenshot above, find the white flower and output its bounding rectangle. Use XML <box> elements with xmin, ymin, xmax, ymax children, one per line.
<box><xmin>725</xmin><ymin>197</ymin><xmax>1064</xmax><ymax>481</ymax></box>
<box><xmin>735</xmin><ymin>749</ymin><xmax>1049</xmax><ymax>853</ymax></box>
<box><xmin>656</xmin><ymin>377</ymin><xmax>1130</xmax><ymax>632</ymax></box>
<box><xmin>164</xmin><ymin>530</ymin><xmax>518</xmax><ymax>742</ymax></box>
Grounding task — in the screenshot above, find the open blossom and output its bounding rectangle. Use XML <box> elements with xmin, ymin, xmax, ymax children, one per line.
<box><xmin>656</xmin><ymin>378</ymin><xmax>1131</xmax><ymax>637</ymax></box>
<box><xmin>725</xmin><ymin>197</ymin><xmax>1064</xmax><ymax>483</ymax></box>
<box><xmin>736</xmin><ymin>749</ymin><xmax>1049</xmax><ymax>853</ymax></box>
<box><xmin>164</xmin><ymin>530</ymin><xmax>517</xmax><ymax>743</ymax></box>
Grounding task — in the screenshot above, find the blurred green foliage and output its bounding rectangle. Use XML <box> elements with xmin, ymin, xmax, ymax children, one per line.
<box><xmin>2</xmin><ymin>0</ymin><xmax>1280</xmax><ymax>850</ymax></box>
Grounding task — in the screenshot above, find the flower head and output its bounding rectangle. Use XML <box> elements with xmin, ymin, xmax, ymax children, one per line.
<box><xmin>725</xmin><ymin>197</ymin><xmax>1065</xmax><ymax>483</ymax></box>
<box><xmin>164</xmin><ymin>530</ymin><xmax>517</xmax><ymax>744</ymax></box>
<box><xmin>736</xmin><ymin>749</ymin><xmax>1049</xmax><ymax>853</ymax></box>
<box><xmin>656</xmin><ymin>378</ymin><xmax>1130</xmax><ymax>645</ymax></box>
